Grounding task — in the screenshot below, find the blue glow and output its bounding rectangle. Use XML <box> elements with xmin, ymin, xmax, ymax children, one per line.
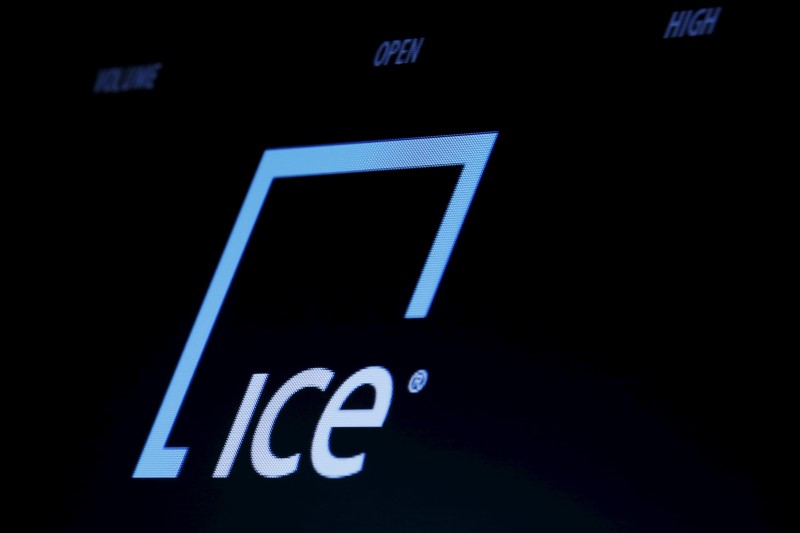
<box><xmin>133</xmin><ymin>132</ymin><xmax>498</xmax><ymax>478</ymax></box>
<box><xmin>93</xmin><ymin>63</ymin><xmax>162</xmax><ymax>93</ymax></box>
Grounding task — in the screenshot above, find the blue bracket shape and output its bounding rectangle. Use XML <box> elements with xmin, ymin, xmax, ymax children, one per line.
<box><xmin>133</xmin><ymin>132</ymin><xmax>498</xmax><ymax>478</ymax></box>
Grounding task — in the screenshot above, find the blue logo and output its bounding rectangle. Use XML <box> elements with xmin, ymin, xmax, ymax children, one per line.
<box><xmin>133</xmin><ymin>132</ymin><xmax>498</xmax><ymax>478</ymax></box>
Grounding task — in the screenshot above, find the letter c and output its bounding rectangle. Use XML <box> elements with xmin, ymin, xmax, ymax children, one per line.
<box><xmin>250</xmin><ymin>368</ymin><xmax>334</xmax><ymax>478</ymax></box>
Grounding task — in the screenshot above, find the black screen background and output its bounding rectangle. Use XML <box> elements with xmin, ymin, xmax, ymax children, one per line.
<box><xmin>15</xmin><ymin>4</ymin><xmax>793</xmax><ymax>532</ymax></box>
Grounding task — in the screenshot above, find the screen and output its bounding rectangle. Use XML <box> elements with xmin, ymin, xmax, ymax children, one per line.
<box><xmin>21</xmin><ymin>4</ymin><xmax>790</xmax><ymax>532</ymax></box>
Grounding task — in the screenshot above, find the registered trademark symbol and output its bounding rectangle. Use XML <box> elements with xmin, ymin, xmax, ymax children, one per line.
<box><xmin>408</xmin><ymin>369</ymin><xmax>428</xmax><ymax>393</ymax></box>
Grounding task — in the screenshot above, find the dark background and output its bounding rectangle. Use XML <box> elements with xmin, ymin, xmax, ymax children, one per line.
<box><xmin>15</xmin><ymin>3</ymin><xmax>793</xmax><ymax>531</ymax></box>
